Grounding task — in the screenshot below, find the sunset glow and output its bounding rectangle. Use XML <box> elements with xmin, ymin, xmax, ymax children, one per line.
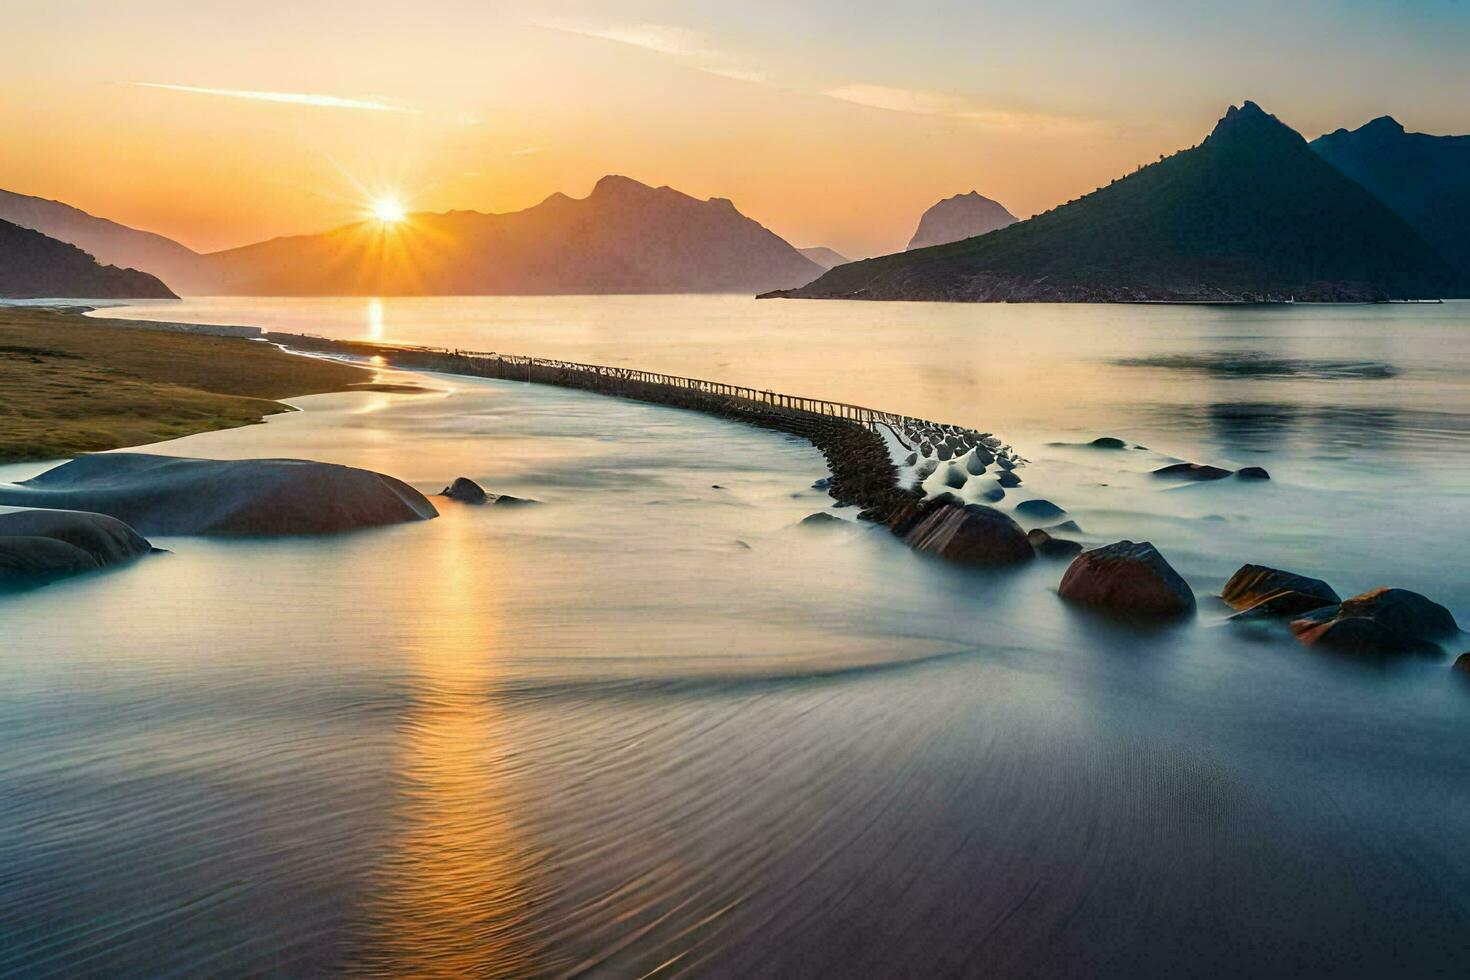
<box><xmin>370</xmin><ymin>196</ymin><xmax>407</xmax><ymax>223</ymax></box>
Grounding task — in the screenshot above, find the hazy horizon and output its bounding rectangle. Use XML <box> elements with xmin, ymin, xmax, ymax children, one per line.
<box><xmin>8</xmin><ymin>0</ymin><xmax>1470</xmax><ymax>258</ymax></box>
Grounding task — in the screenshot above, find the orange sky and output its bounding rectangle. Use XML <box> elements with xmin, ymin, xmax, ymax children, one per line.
<box><xmin>6</xmin><ymin>1</ymin><xmax>1469</xmax><ymax>258</ymax></box>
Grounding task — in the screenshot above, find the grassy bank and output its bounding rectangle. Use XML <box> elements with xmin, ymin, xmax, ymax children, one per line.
<box><xmin>0</xmin><ymin>307</ymin><xmax>370</xmax><ymax>463</ymax></box>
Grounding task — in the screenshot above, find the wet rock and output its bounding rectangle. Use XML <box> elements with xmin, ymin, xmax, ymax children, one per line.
<box><xmin>942</xmin><ymin>465</ymin><xmax>968</xmax><ymax>490</ymax></box>
<box><xmin>914</xmin><ymin>459</ymin><xmax>939</xmax><ymax>481</ymax></box>
<box><xmin>930</xmin><ymin>491</ymin><xmax>964</xmax><ymax>507</ymax></box>
<box><xmin>1045</xmin><ymin>520</ymin><xmax>1084</xmax><ymax>535</ymax></box>
<box><xmin>997</xmin><ymin>471</ymin><xmax>1022</xmax><ymax>489</ymax></box>
<box><xmin>1455</xmin><ymin>653</ymin><xmax>1470</xmax><ymax>676</ymax></box>
<box><xmin>996</xmin><ymin>457</ymin><xmax>1016</xmax><ymax>471</ymax></box>
<box><xmin>1015</xmin><ymin>499</ymin><xmax>1065</xmax><ymax>519</ymax></box>
<box><xmin>937</xmin><ymin>445</ymin><xmax>954</xmax><ymax>461</ymax></box>
<box><xmin>965</xmin><ymin>453</ymin><xmax>988</xmax><ymax>476</ymax></box>
<box><xmin>800</xmin><ymin>512</ymin><xmax>844</xmax><ymax>527</ymax></box>
<box><xmin>0</xmin><ymin>509</ymin><xmax>153</xmax><ymax>586</ymax></box>
<box><xmin>1221</xmin><ymin>564</ymin><xmax>1339</xmax><ymax>615</ymax></box>
<box><xmin>443</xmin><ymin>477</ymin><xmax>488</xmax><ymax>503</ymax></box>
<box><xmin>1059</xmin><ymin>540</ymin><xmax>1196</xmax><ymax>618</ymax></box>
<box><xmin>1028</xmin><ymin>528</ymin><xmax>1083</xmax><ymax>559</ymax></box>
<box><xmin>902</xmin><ymin>503</ymin><xmax>1033</xmax><ymax>566</ymax></box>
<box><xmin>491</xmin><ymin>494</ymin><xmax>538</xmax><ymax>506</ymax></box>
<box><xmin>1236</xmin><ymin>466</ymin><xmax>1271</xmax><ymax>481</ymax></box>
<box><xmin>811</xmin><ymin>477</ymin><xmax>831</xmax><ymax>491</ymax></box>
<box><xmin>1291</xmin><ymin>588</ymin><xmax>1460</xmax><ymax>656</ymax></box>
<box><xmin>1152</xmin><ymin>462</ymin><xmax>1233</xmax><ymax>481</ymax></box>
<box><xmin>903</xmin><ymin>453</ymin><xmax>918</xmax><ymax>467</ymax></box>
<box><xmin>1090</xmin><ymin>436</ymin><xmax>1128</xmax><ymax>449</ymax></box>
<box><xmin>971</xmin><ymin>448</ymin><xmax>996</xmax><ymax>468</ymax></box>
<box><xmin>981</xmin><ymin>487</ymin><xmax>1006</xmax><ymax>502</ymax></box>
<box><xmin>0</xmin><ymin>453</ymin><xmax>437</xmax><ymax>536</ymax></box>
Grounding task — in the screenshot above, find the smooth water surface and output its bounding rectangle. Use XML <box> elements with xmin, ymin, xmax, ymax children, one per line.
<box><xmin>0</xmin><ymin>296</ymin><xmax>1465</xmax><ymax>974</ymax></box>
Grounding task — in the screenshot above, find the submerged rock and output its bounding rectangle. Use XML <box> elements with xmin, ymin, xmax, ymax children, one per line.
<box><xmin>1028</xmin><ymin>528</ymin><xmax>1083</xmax><ymax>559</ymax></box>
<box><xmin>1090</xmin><ymin>436</ymin><xmax>1128</xmax><ymax>449</ymax></box>
<box><xmin>981</xmin><ymin>487</ymin><xmax>1006</xmax><ymax>502</ymax></box>
<box><xmin>1291</xmin><ymin>588</ymin><xmax>1460</xmax><ymax>656</ymax></box>
<box><xmin>1455</xmin><ymin>653</ymin><xmax>1470</xmax><ymax>676</ymax></box>
<box><xmin>1015</xmin><ymin>499</ymin><xmax>1066</xmax><ymax>520</ymax></box>
<box><xmin>442</xmin><ymin>476</ymin><xmax>489</xmax><ymax>504</ymax></box>
<box><xmin>491</xmin><ymin>494</ymin><xmax>538</xmax><ymax>507</ymax></box>
<box><xmin>1045</xmin><ymin>520</ymin><xmax>1084</xmax><ymax>535</ymax></box>
<box><xmin>903</xmin><ymin>503</ymin><xmax>1033</xmax><ymax>566</ymax></box>
<box><xmin>1153</xmin><ymin>462</ymin><xmax>1233</xmax><ymax>481</ymax></box>
<box><xmin>903</xmin><ymin>453</ymin><xmax>918</xmax><ymax>467</ymax></box>
<box><xmin>0</xmin><ymin>453</ymin><xmax>438</xmax><ymax>536</ymax></box>
<box><xmin>965</xmin><ymin>452</ymin><xmax>988</xmax><ymax>476</ymax></box>
<box><xmin>800</xmin><ymin>512</ymin><xmax>844</xmax><ymax>527</ymax></box>
<box><xmin>0</xmin><ymin>509</ymin><xmax>153</xmax><ymax>586</ymax></box>
<box><xmin>943</xmin><ymin>466</ymin><xmax>968</xmax><ymax>490</ymax></box>
<box><xmin>997</xmin><ymin>471</ymin><xmax>1022</xmax><ymax>488</ymax></box>
<box><xmin>1236</xmin><ymin>466</ymin><xmax>1271</xmax><ymax>481</ymax></box>
<box><xmin>1222</xmin><ymin>564</ymin><xmax>1339</xmax><ymax>617</ymax></box>
<box><xmin>1059</xmin><ymin>540</ymin><xmax>1196</xmax><ymax>618</ymax></box>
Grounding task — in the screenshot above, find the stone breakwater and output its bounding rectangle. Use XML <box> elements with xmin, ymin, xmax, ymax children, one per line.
<box><xmin>268</xmin><ymin>334</ymin><xmax>1020</xmax><ymax>522</ymax></box>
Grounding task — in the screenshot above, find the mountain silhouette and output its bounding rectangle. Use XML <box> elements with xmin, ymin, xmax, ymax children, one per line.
<box><xmin>769</xmin><ymin>102</ymin><xmax>1457</xmax><ymax>303</ymax></box>
<box><xmin>906</xmin><ymin>191</ymin><xmax>1017</xmax><ymax>250</ymax></box>
<box><xmin>0</xmin><ymin>189</ymin><xmax>202</xmax><ymax>291</ymax></box>
<box><xmin>0</xmin><ymin>219</ymin><xmax>176</xmax><ymax>299</ymax></box>
<box><xmin>798</xmin><ymin>246</ymin><xmax>851</xmax><ymax>269</ymax></box>
<box><xmin>197</xmin><ymin>175</ymin><xmax>823</xmax><ymax>295</ymax></box>
<box><xmin>1311</xmin><ymin>116</ymin><xmax>1470</xmax><ymax>281</ymax></box>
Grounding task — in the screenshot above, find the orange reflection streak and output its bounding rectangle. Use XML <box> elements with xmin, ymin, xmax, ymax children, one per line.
<box><xmin>356</xmin><ymin>514</ymin><xmax>547</xmax><ymax>975</ymax></box>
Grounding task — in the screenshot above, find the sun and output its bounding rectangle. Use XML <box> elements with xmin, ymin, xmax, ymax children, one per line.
<box><xmin>370</xmin><ymin>196</ymin><xmax>407</xmax><ymax>223</ymax></box>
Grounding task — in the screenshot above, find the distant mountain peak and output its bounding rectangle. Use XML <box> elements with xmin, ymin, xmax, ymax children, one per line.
<box><xmin>1363</xmin><ymin>115</ymin><xmax>1406</xmax><ymax>134</ymax></box>
<box><xmin>907</xmin><ymin>191</ymin><xmax>1017</xmax><ymax>250</ymax></box>
<box><xmin>1205</xmin><ymin>101</ymin><xmax>1302</xmax><ymax>149</ymax></box>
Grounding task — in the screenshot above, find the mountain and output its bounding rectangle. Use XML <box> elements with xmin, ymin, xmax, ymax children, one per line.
<box><xmin>1311</xmin><ymin>116</ymin><xmax>1470</xmax><ymax>279</ymax></box>
<box><xmin>798</xmin><ymin>246</ymin><xmax>851</xmax><ymax>269</ymax></box>
<box><xmin>200</xmin><ymin>175</ymin><xmax>823</xmax><ymax>295</ymax></box>
<box><xmin>0</xmin><ymin>189</ymin><xmax>203</xmax><ymax>291</ymax></box>
<box><xmin>906</xmin><ymin>191</ymin><xmax>1017</xmax><ymax>250</ymax></box>
<box><xmin>768</xmin><ymin>102</ymin><xmax>1457</xmax><ymax>304</ymax></box>
<box><xmin>0</xmin><ymin>219</ymin><xmax>176</xmax><ymax>299</ymax></box>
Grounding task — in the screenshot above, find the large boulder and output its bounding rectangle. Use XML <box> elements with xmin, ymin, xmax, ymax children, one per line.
<box><xmin>0</xmin><ymin>509</ymin><xmax>153</xmax><ymax>586</ymax></box>
<box><xmin>0</xmin><ymin>453</ymin><xmax>438</xmax><ymax>536</ymax></box>
<box><xmin>1291</xmin><ymin>588</ymin><xmax>1461</xmax><ymax>656</ymax></box>
<box><xmin>1221</xmin><ymin>564</ymin><xmax>1339</xmax><ymax>618</ymax></box>
<box><xmin>1059</xmin><ymin>540</ymin><xmax>1196</xmax><ymax>618</ymax></box>
<box><xmin>902</xmin><ymin>502</ymin><xmax>1033</xmax><ymax>566</ymax></box>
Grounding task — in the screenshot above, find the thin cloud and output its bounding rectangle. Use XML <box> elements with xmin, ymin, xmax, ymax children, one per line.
<box><xmin>536</xmin><ymin>18</ymin><xmax>714</xmax><ymax>58</ymax></box>
<box><xmin>822</xmin><ymin>83</ymin><xmax>1097</xmax><ymax>133</ymax></box>
<box><xmin>134</xmin><ymin>82</ymin><xmax>413</xmax><ymax>113</ymax></box>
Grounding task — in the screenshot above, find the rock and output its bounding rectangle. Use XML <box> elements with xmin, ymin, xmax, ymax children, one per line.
<box><xmin>0</xmin><ymin>509</ymin><xmax>153</xmax><ymax>586</ymax></box>
<box><xmin>1153</xmin><ymin>462</ymin><xmax>1233</xmax><ymax>481</ymax></box>
<box><xmin>811</xmin><ymin>477</ymin><xmax>831</xmax><ymax>490</ymax></box>
<box><xmin>903</xmin><ymin>453</ymin><xmax>918</xmax><ymax>467</ymax></box>
<box><xmin>1236</xmin><ymin>466</ymin><xmax>1271</xmax><ymax>481</ymax></box>
<box><xmin>0</xmin><ymin>453</ymin><xmax>438</xmax><ymax>536</ymax></box>
<box><xmin>490</xmin><ymin>494</ymin><xmax>538</xmax><ymax>507</ymax></box>
<box><xmin>1291</xmin><ymin>588</ymin><xmax>1461</xmax><ymax>656</ymax></box>
<box><xmin>1059</xmin><ymin>540</ymin><xmax>1196</xmax><ymax>618</ymax></box>
<box><xmin>800</xmin><ymin>512</ymin><xmax>844</xmax><ymax>527</ymax></box>
<box><xmin>996</xmin><ymin>457</ymin><xmax>1016</xmax><ymax>471</ymax></box>
<box><xmin>1045</xmin><ymin>520</ymin><xmax>1084</xmax><ymax>534</ymax></box>
<box><xmin>1028</xmin><ymin>528</ymin><xmax>1083</xmax><ymax>558</ymax></box>
<box><xmin>914</xmin><ymin>459</ymin><xmax>939</xmax><ymax>481</ymax></box>
<box><xmin>1090</xmin><ymin>436</ymin><xmax>1128</xmax><ymax>449</ymax></box>
<box><xmin>1455</xmin><ymin>653</ymin><xmax>1470</xmax><ymax>676</ymax></box>
<box><xmin>1015</xmin><ymin>499</ymin><xmax>1066</xmax><ymax>519</ymax></box>
<box><xmin>902</xmin><ymin>503</ymin><xmax>1033</xmax><ymax>566</ymax></box>
<box><xmin>930</xmin><ymin>491</ymin><xmax>964</xmax><ymax>507</ymax></box>
<box><xmin>997</xmin><ymin>471</ymin><xmax>1022</xmax><ymax>488</ymax></box>
<box><xmin>981</xmin><ymin>487</ymin><xmax>1006</xmax><ymax>502</ymax></box>
<box><xmin>937</xmin><ymin>445</ymin><xmax>953</xmax><ymax>461</ymax></box>
<box><xmin>943</xmin><ymin>466</ymin><xmax>968</xmax><ymax>490</ymax></box>
<box><xmin>970</xmin><ymin>448</ymin><xmax>995</xmax><ymax>468</ymax></box>
<box><xmin>1221</xmin><ymin>564</ymin><xmax>1339</xmax><ymax>614</ymax></box>
<box><xmin>442</xmin><ymin>476</ymin><xmax>489</xmax><ymax>504</ymax></box>
<box><xmin>965</xmin><ymin>453</ymin><xmax>988</xmax><ymax>476</ymax></box>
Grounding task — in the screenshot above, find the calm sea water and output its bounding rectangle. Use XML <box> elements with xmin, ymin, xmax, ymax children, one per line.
<box><xmin>4</xmin><ymin>296</ymin><xmax>1468</xmax><ymax>974</ymax></box>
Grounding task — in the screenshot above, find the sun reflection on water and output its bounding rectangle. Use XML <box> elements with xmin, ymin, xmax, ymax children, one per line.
<box><xmin>354</xmin><ymin>514</ymin><xmax>547</xmax><ymax>975</ymax></box>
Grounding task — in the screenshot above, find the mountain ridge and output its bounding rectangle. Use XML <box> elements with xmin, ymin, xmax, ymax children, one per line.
<box><xmin>906</xmin><ymin>191</ymin><xmax>1017</xmax><ymax>250</ymax></box>
<box><xmin>0</xmin><ymin>218</ymin><xmax>177</xmax><ymax>299</ymax></box>
<box><xmin>767</xmin><ymin>102</ymin><xmax>1457</xmax><ymax>303</ymax></box>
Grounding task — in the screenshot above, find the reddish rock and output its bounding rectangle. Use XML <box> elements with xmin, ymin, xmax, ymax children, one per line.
<box><xmin>902</xmin><ymin>503</ymin><xmax>1033</xmax><ymax>566</ymax></box>
<box><xmin>1059</xmin><ymin>540</ymin><xmax>1196</xmax><ymax>618</ymax></box>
